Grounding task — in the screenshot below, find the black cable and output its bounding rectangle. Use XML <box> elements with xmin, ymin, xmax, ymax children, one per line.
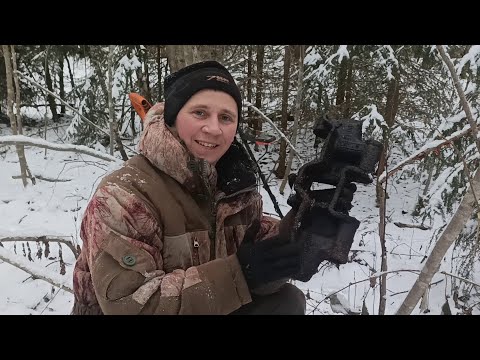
<box><xmin>237</xmin><ymin>127</ymin><xmax>284</xmax><ymax>219</ymax></box>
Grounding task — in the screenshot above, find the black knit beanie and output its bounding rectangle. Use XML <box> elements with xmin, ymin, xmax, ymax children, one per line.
<box><xmin>163</xmin><ymin>60</ymin><xmax>243</xmax><ymax>128</ymax></box>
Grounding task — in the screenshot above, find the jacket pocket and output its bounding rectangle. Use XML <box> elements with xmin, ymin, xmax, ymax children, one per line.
<box><xmin>162</xmin><ymin>233</ymin><xmax>193</xmax><ymax>272</ymax></box>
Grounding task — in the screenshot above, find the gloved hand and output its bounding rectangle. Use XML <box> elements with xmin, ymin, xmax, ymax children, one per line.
<box><xmin>236</xmin><ymin>219</ymin><xmax>302</xmax><ymax>290</ymax></box>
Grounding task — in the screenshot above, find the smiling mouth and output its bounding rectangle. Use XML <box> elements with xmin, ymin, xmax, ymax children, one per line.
<box><xmin>195</xmin><ymin>140</ymin><xmax>218</xmax><ymax>149</ymax></box>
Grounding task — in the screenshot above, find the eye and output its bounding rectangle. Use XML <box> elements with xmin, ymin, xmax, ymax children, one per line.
<box><xmin>220</xmin><ymin>114</ymin><xmax>234</xmax><ymax>123</ymax></box>
<box><xmin>193</xmin><ymin>110</ymin><xmax>206</xmax><ymax>118</ymax></box>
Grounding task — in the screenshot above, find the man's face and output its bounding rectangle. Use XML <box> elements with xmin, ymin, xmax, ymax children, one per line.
<box><xmin>175</xmin><ymin>89</ymin><xmax>238</xmax><ymax>165</ymax></box>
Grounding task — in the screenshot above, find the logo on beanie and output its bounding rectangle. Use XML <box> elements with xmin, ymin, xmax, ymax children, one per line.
<box><xmin>206</xmin><ymin>75</ymin><xmax>230</xmax><ymax>84</ymax></box>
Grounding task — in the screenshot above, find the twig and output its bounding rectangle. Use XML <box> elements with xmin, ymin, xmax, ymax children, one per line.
<box><xmin>12</xmin><ymin>174</ymin><xmax>72</xmax><ymax>182</ymax></box>
<box><xmin>0</xmin><ymin>246</ymin><xmax>73</xmax><ymax>293</ymax></box>
<box><xmin>440</xmin><ymin>271</ymin><xmax>480</xmax><ymax>288</ymax></box>
<box><xmin>0</xmin><ymin>236</ymin><xmax>80</xmax><ymax>259</ymax></box>
<box><xmin>393</xmin><ymin>222</ymin><xmax>431</xmax><ymax>230</ymax></box>
<box><xmin>309</xmin><ymin>268</ymin><xmax>422</xmax><ymax>314</ymax></box>
<box><xmin>244</xmin><ymin>101</ymin><xmax>304</xmax><ymax>162</ymax></box>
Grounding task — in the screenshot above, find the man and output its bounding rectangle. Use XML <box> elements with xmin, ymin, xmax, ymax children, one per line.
<box><xmin>71</xmin><ymin>60</ymin><xmax>348</xmax><ymax>315</ymax></box>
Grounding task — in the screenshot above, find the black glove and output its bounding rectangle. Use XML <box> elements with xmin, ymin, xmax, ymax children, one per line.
<box><xmin>236</xmin><ymin>219</ymin><xmax>302</xmax><ymax>290</ymax></box>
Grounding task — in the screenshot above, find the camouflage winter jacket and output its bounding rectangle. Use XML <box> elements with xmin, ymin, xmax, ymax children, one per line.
<box><xmin>71</xmin><ymin>103</ymin><xmax>281</xmax><ymax>315</ymax></box>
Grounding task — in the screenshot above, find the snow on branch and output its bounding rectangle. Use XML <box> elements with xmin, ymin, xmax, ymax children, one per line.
<box><xmin>0</xmin><ymin>246</ymin><xmax>73</xmax><ymax>294</ymax></box>
<box><xmin>378</xmin><ymin>124</ymin><xmax>476</xmax><ymax>184</ymax></box>
<box><xmin>0</xmin><ymin>135</ymin><xmax>123</xmax><ymax>164</ymax></box>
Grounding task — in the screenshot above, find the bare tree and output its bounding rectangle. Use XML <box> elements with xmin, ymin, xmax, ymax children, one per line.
<box><xmin>378</xmin><ymin>55</ymin><xmax>401</xmax><ymax>315</ymax></box>
<box><xmin>3</xmin><ymin>45</ymin><xmax>31</xmax><ymax>187</ymax></box>
<box><xmin>253</xmin><ymin>45</ymin><xmax>265</xmax><ymax>135</ymax></box>
<box><xmin>43</xmin><ymin>45</ymin><xmax>59</xmax><ymax>122</ymax></box>
<box><xmin>280</xmin><ymin>45</ymin><xmax>304</xmax><ymax>194</ymax></box>
<box><xmin>275</xmin><ymin>45</ymin><xmax>292</xmax><ymax>179</ymax></box>
<box><xmin>108</xmin><ymin>45</ymin><xmax>115</xmax><ymax>156</ymax></box>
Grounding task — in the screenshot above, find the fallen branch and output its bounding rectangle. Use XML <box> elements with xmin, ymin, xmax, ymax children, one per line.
<box><xmin>12</xmin><ymin>174</ymin><xmax>72</xmax><ymax>182</ymax></box>
<box><xmin>0</xmin><ymin>235</ymin><xmax>80</xmax><ymax>259</ymax></box>
<box><xmin>0</xmin><ymin>246</ymin><xmax>73</xmax><ymax>293</ymax></box>
<box><xmin>0</xmin><ymin>135</ymin><xmax>121</xmax><ymax>163</ymax></box>
<box><xmin>394</xmin><ymin>222</ymin><xmax>431</xmax><ymax>230</ymax></box>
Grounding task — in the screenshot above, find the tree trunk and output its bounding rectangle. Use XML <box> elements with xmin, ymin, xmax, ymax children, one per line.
<box><xmin>129</xmin><ymin>73</ymin><xmax>137</xmax><ymax>136</ymax></box>
<box><xmin>343</xmin><ymin>54</ymin><xmax>354</xmax><ymax>118</ymax></box>
<box><xmin>378</xmin><ymin>162</ymin><xmax>388</xmax><ymax>315</ymax></box>
<box><xmin>196</xmin><ymin>45</ymin><xmax>225</xmax><ymax>63</ymax></box>
<box><xmin>335</xmin><ymin>55</ymin><xmax>348</xmax><ymax>106</ymax></box>
<box><xmin>108</xmin><ymin>45</ymin><xmax>115</xmax><ymax>156</ymax></box>
<box><xmin>280</xmin><ymin>45</ymin><xmax>304</xmax><ymax>194</ymax></box>
<box><xmin>58</xmin><ymin>53</ymin><xmax>65</xmax><ymax>114</ymax></box>
<box><xmin>254</xmin><ymin>45</ymin><xmax>265</xmax><ymax>134</ymax></box>
<box><xmin>157</xmin><ymin>45</ymin><xmax>162</xmax><ymax>102</ymax></box>
<box><xmin>275</xmin><ymin>45</ymin><xmax>292</xmax><ymax>179</ymax></box>
<box><xmin>247</xmin><ymin>46</ymin><xmax>253</xmax><ymax>125</ymax></box>
<box><xmin>65</xmin><ymin>54</ymin><xmax>81</xmax><ymax>99</ymax></box>
<box><xmin>44</xmin><ymin>46</ymin><xmax>58</xmax><ymax>122</ymax></box>
<box><xmin>165</xmin><ymin>45</ymin><xmax>225</xmax><ymax>73</ymax></box>
<box><xmin>376</xmin><ymin>63</ymin><xmax>400</xmax><ymax>205</ymax></box>
<box><xmin>135</xmin><ymin>46</ymin><xmax>152</xmax><ymax>104</ymax></box>
<box><xmin>376</xmin><ymin>53</ymin><xmax>400</xmax><ymax>314</ymax></box>
<box><xmin>3</xmin><ymin>45</ymin><xmax>30</xmax><ymax>187</ymax></box>
<box><xmin>397</xmin><ymin>168</ymin><xmax>480</xmax><ymax>314</ymax></box>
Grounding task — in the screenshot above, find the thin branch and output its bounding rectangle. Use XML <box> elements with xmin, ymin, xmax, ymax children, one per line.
<box><xmin>393</xmin><ymin>222</ymin><xmax>431</xmax><ymax>230</ymax></box>
<box><xmin>0</xmin><ymin>236</ymin><xmax>80</xmax><ymax>259</ymax></box>
<box><xmin>12</xmin><ymin>174</ymin><xmax>72</xmax><ymax>182</ymax></box>
<box><xmin>440</xmin><ymin>271</ymin><xmax>480</xmax><ymax>288</ymax></box>
<box><xmin>0</xmin><ymin>135</ymin><xmax>121</xmax><ymax>163</ymax></box>
<box><xmin>0</xmin><ymin>246</ymin><xmax>73</xmax><ymax>293</ymax></box>
<box><xmin>436</xmin><ymin>45</ymin><xmax>480</xmax><ymax>154</ymax></box>
<box><xmin>244</xmin><ymin>101</ymin><xmax>304</xmax><ymax>162</ymax></box>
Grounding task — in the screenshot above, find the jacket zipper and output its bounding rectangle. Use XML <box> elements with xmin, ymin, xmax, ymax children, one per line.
<box><xmin>196</xmin><ymin>159</ymin><xmax>257</xmax><ymax>262</ymax></box>
<box><xmin>192</xmin><ymin>236</ymin><xmax>200</xmax><ymax>266</ymax></box>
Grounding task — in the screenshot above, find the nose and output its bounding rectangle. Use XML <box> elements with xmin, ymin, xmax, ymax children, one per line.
<box><xmin>201</xmin><ymin>116</ymin><xmax>222</xmax><ymax>136</ymax></box>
